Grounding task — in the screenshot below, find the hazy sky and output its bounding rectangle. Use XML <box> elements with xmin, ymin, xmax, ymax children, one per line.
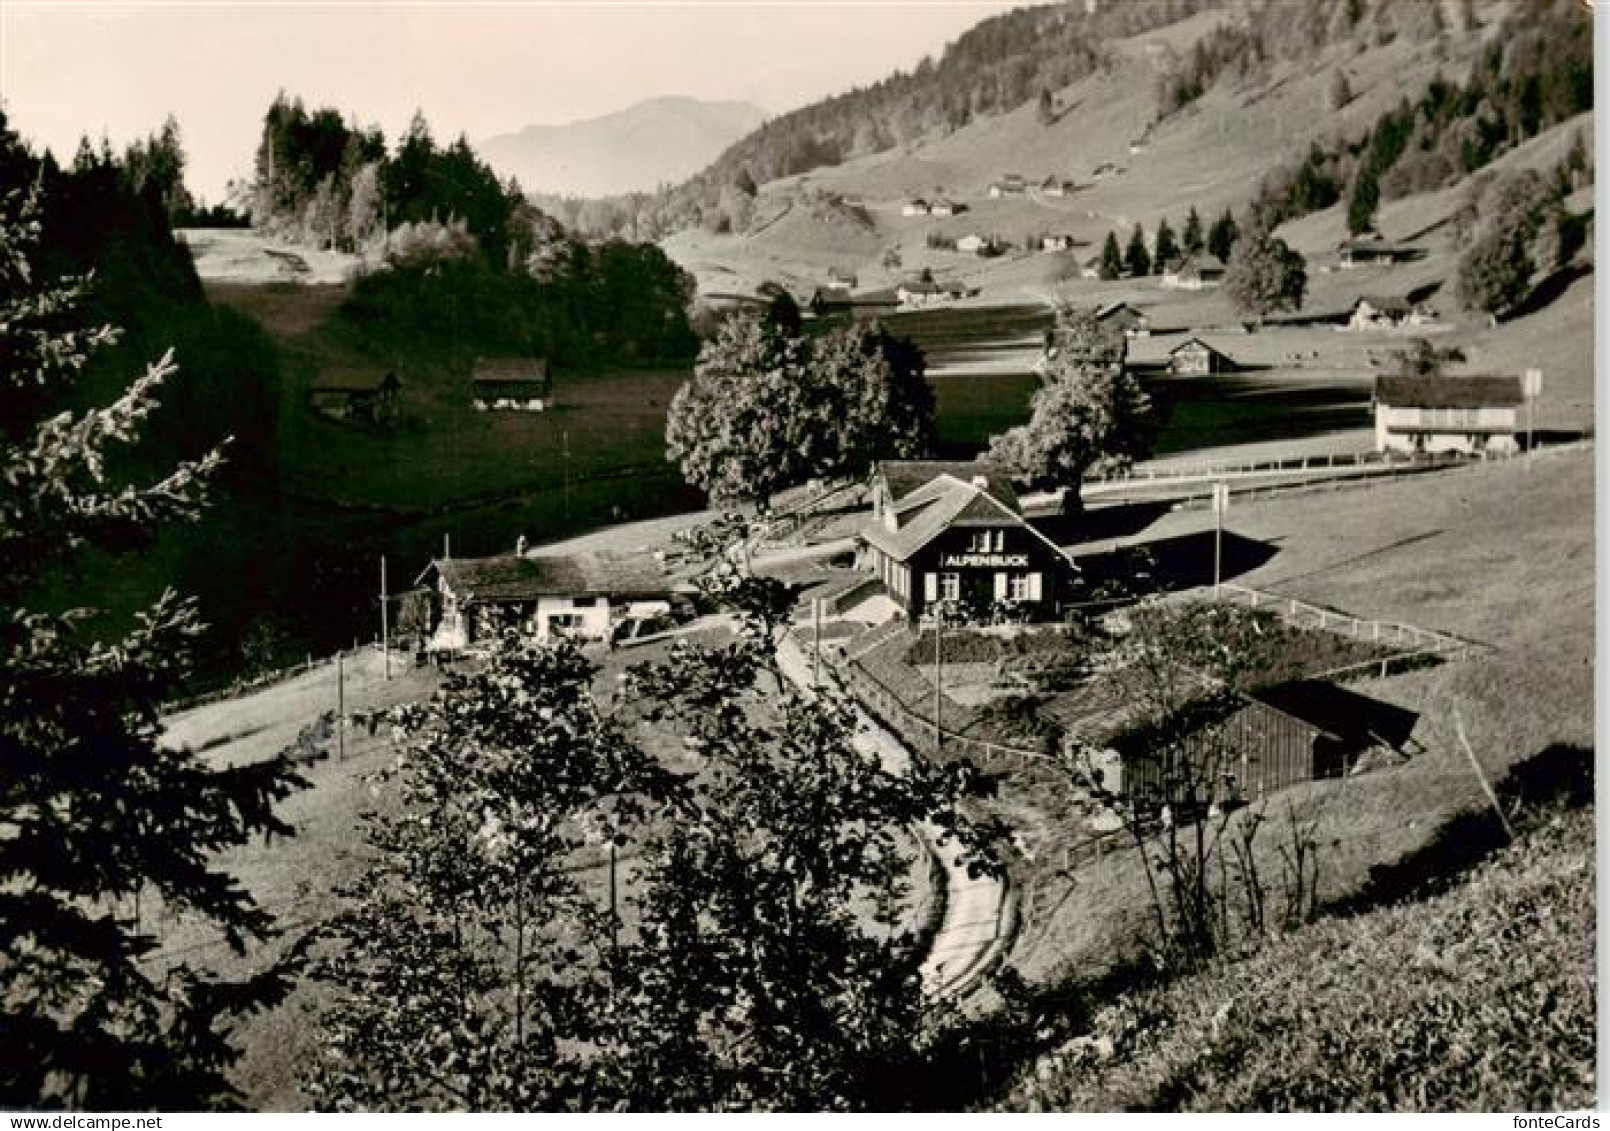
<box><xmin>1</xmin><ymin>1</ymin><xmax>1022</xmax><ymax>203</ymax></box>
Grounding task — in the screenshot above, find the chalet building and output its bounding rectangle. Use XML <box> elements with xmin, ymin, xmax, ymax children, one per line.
<box><xmin>472</xmin><ymin>358</ymin><xmax>551</xmax><ymax>411</ymax></box>
<box><xmin>1347</xmin><ymin>295</ymin><xmax>1438</xmax><ymax>331</ymax></box>
<box><xmin>1168</xmin><ymin>336</ymin><xmax>1237</xmax><ymax>375</ymax></box>
<box><xmin>1372</xmin><ymin>374</ymin><xmax>1524</xmax><ymax>456</ymax></box>
<box><xmin>1040</xmin><ymin>176</ymin><xmax>1076</xmax><ymax>197</ymax></box>
<box><xmin>1041</xmin><ymin>233</ymin><xmax>1075</xmax><ymax>252</ymax></box>
<box><xmin>1161</xmin><ymin>253</ymin><xmax>1226</xmax><ymax>290</ymax></box>
<box><xmin>929</xmin><ymin>199</ymin><xmax>959</xmax><ymax>217</ymax></box>
<box><xmin>987</xmin><ymin>173</ymin><xmax>1027</xmax><ymax>198</ymax></box>
<box><xmin>896</xmin><ymin>277</ymin><xmax>963</xmax><ymax>308</ymax></box>
<box><xmin>1091</xmin><ymin>162</ymin><xmax>1120</xmax><ymax>179</ymax></box>
<box><xmin>309</xmin><ymin>368</ymin><xmax>400</xmax><ymax>423</ymax></box>
<box><xmin>1128</xmin><ymin>137</ymin><xmax>1152</xmax><ymax>154</ymax></box>
<box><xmin>419</xmin><ymin>547</ymin><xmax>675</xmax><ymax>652</ymax></box>
<box><xmin>826</xmin><ymin>267</ymin><xmax>859</xmax><ymax>289</ymax></box>
<box><xmin>1094</xmin><ymin>301</ymin><xmax>1151</xmax><ymax>336</ymax></box>
<box><xmin>858</xmin><ymin>461</ymin><xmax>1079</xmax><ymax>621</ymax></box>
<box><xmin>901</xmin><ymin>199</ymin><xmax>930</xmax><ymax>217</ymax></box>
<box><xmin>809</xmin><ymin>287</ymin><xmax>900</xmax><ymax>319</ymax></box>
<box><xmin>1336</xmin><ymin>237</ymin><xmax>1415</xmax><ymax>269</ymax></box>
<box><xmin>955</xmin><ymin>233</ymin><xmax>996</xmax><ymax>255</ymax></box>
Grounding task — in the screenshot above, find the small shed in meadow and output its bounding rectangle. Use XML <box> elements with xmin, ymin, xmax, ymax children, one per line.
<box><xmin>472</xmin><ymin>358</ymin><xmax>551</xmax><ymax>411</ymax></box>
<box><xmin>308</xmin><ymin>368</ymin><xmax>400</xmax><ymax>422</ymax></box>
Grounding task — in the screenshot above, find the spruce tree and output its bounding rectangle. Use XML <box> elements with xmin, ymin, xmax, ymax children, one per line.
<box><xmin>1100</xmin><ymin>231</ymin><xmax>1124</xmax><ymax>279</ymax></box>
<box><xmin>1124</xmin><ymin>223</ymin><xmax>1152</xmax><ymax>277</ymax></box>
<box><xmin>1153</xmin><ymin>217</ymin><xmax>1180</xmax><ymax>269</ymax></box>
<box><xmin>1207</xmin><ymin>208</ymin><xmax>1239</xmax><ymax>261</ymax></box>
<box><xmin>0</xmin><ymin>183</ymin><xmax>308</xmax><ymax>1109</ymax></box>
<box><xmin>1182</xmin><ymin>206</ymin><xmax>1205</xmax><ymax>255</ymax></box>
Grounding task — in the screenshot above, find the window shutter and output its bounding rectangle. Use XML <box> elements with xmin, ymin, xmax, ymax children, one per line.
<box><xmin>924</xmin><ymin>572</ymin><xmax>937</xmax><ymax>602</ymax></box>
<box><xmin>994</xmin><ymin>572</ymin><xmax>1008</xmax><ymax>601</ymax></box>
<box><xmin>1028</xmin><ymin>572</ymin><xmax>1043</xmax><ymax>601</ymax></box>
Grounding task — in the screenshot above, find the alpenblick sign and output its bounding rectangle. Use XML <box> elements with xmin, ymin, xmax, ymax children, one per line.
<box><xmin>939</xmin><ymin>552</ymin><xmax>1030</xmax><ymax>569</ymax></box>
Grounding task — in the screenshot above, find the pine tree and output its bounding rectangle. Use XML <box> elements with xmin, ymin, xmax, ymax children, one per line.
<box><xmin>1100</xmin><ymin>231</ymin><xmax>1124</xmax><ymax>279</ymax></box>
<box><xmin>1124</xmin><ymin>223</ymin><xmax>1152</xmax><ymax>277</ymax></box>
<box><xmin>1037</xmin><ymin>88</ymin><xmax>1056</xmax><ymax>126</ymax></box>
<box><xmin>1207</xmin><ymin>208</ymin><xmax>1239</xmax><ymax>261</ymax></box>
<box><xmin>1346</xmin><ymin>163</ymin><xmax>1380</xmax><ymax>236</ymax></box>
<box><xmin>1182</xmin><ymin>206</ymin><xmax>1205</xmax><ymax>255</ymax></box>
<box><xmin>1153</xmin><ymin>217</ymin><xmax>1180</xmax><ymax>270</ymax></box>
<box><xmin>0</xmin><ymin>184</ymin><xmax>308</xmax><ymax>1108</ymax></box>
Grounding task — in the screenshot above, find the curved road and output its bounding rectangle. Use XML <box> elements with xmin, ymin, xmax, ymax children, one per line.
<box><xmin>773</xmin><ymin>632</ymin><xmax>1010</xmax><ymax>1001</ymax></box>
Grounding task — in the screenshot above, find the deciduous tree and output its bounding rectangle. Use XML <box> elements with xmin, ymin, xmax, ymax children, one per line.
<box><xmin>1224</xmin><ymin>227</ymin><xmax>1307</xmax><ymax>320</ymax></box>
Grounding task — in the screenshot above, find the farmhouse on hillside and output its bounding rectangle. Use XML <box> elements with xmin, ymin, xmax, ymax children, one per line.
<box><xmin>419</xmin><ymin>547</ymin><xmax>676</xmax><ymax>651</ymax></box>
<box><xmin>955</xmin><ymin>233</ymin><xmax>994</xmax><ymax>255</ymax></box>
<box><xmin>809</xmin><ymin>286</ymin><xmax>900</xmax><ymax>319</ymax></box>
<box><xmin>987</xmin><ymin>173</ymin><xmax>1027</xmax><ymax>198</ymax></box>
<box><xmin>1041</xmin><ymin>233</ymin><xmax>1076</xmax><ymax>252</ymax></box>
<box><xmin>471</xmin><ymin>358</ymin><xmax>551</xmax><ymax>411</ymax></box>
<box><xmin>308</xmin><ymin>368</ymin><xmax>400</xmax><ymax>423</ymax></box>
<box><xmin>928</xmin><ymin>198</ymin><xmax>959</xmax><ymax>217</ymax></box>
<box><xmin>1372</xmin><ymin>373</ymin><xmax>1524</xmax><ymax>456</ymax></box>
<box><xmin>1347</xmin><ymin>295</ymin><xmax>1439</xmax><ymax>331</ymax></box>
<box><xmin>1161</xmin><ymin>253</ymin><xmax>1226</xmax><ymax>290</ymax></box>
<box><xmin>857</xmin><ymin>461</ymin><xmax>1079</xmax><ymax>621</ymax></box>
<box><xmin>902</xmin><ymin>198</ymin><xmax>930</xmax><ymax>217</ymax></box>
<box><xmin>1040</xmin><ymin>175</ymin><xmax>1076</xmax><ymax>196</ymax></box>
<box><xmin>1094</xmin><ymin>301</ymin><xmax>1151</xmax><ymax>336</ymax></box>
<box><xmin>1336</xmin><ymin>236</ymin><xmax>1417</xmax><ymax>269</ymax></box>
<box><xmin>1168</xmin><ymin>336</ymin><xmax>1238</xmax><ymax>375</ymax></box>
<box><xmin>896</xmin><ymin>276</ymin><xmax>964</xmax><ymax>309</ymax></box>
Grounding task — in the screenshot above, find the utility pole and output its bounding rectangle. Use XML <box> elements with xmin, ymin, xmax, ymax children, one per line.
<box><xmin>1212</xmin><ymin>481</ymin><xmax>1229</xmax><ymax>597</ymax></box>
<box><xmin>380</xmin><ymin>555</ymin><xmax>390</xmax><ymax>681</ymax></box>
<box><xmin>812</xmin><ymin>598</ymin><xmax>822</xmax><ymax>688</ymax></box>
<box><xmin>336</xmin><ymin>649</ymin><xmax>346</xmax><ymax>761</ymax></box>
<box><xmin>1524</xmin><ymin>367</ymin><xmax>1543</xmax><ymax>468</ymax></box>
<box><xmin>932</xmin><ymin>608</ymin><xmax>944</xmax><ymax>753</ymax></box>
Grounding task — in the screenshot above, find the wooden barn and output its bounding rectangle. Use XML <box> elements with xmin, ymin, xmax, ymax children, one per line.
<box><xmin>1373</xmin><ymin>374</ymin><xmax>1524</xmax><ymax>455</ymax></box>
<box><xmin>1168</xmin><ymin>336</ymin><xmax>1238</xmax><ymax>375</ymax></box>
<box><xmin>1108</xmin><ymin>681</ymin><xmax>1417</xmax><ymax>809</ymax></box>
<box><xmin>309</xmin><ymin>368</ymin><xmax>400</xmax><ymax>422</ymax></box>
<box><xmin>472</xmin><ymin>358</ymin><xmax>551</xmax><ymax>411</ymax></box>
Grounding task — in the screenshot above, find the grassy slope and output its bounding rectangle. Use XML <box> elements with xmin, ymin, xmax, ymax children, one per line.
<box><xmin>1003</xmin><ymin>804</ymin><xmax>1594</xmax><ymax>1112</ymax></box>
<box><xmin>1003</xmin><ymin>448</ymin><xmax>1593</xmax><ymax>988</ymax></box>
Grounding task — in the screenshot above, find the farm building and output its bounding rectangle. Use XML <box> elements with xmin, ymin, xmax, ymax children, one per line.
<box><xmin>1161</xmin><ymin>253</ymin><xmax>1226</xmax><ymax>290</ymax></box>
<box><xmin>472</xmin><ymin>358</ymin><xmax>551</xmax><ymax>411</ymax></box>
<box><xmin>1108</xmin><ymin>681</ymin><xmax>1418</xmax><ymax>808</ymax></box>
<box><xmin>902</xmin><ymin>199</ymin><xmax>930</xmax><ymax>217</ymax></box>
<box><xmin>987</xmin><ymin>173</ymin><xmax>1027</xmax><ymax>198</ymax></box>
<box><xmin>1347</xmin><ymin>295</ymin><xmax>1439</xmax><ymax>331</ymax></box>
<box><xmin>827</xmin><ymin>267</ymin><xmax>859</xmax><ymax>289</ymax></box>
<box><xmin>1041</xmin><ymin>234</ymin><xmax>1075</xmax><ymax>252</ymax></box>
<box><xmin>309</xmin><ymin>368</ymin><xmax>400</xmax><ymax>423</ymax></box>
<box><xmin>809</xmin><ymin>287</ymin><xmax>900</xmax><ymax>319</ymax></box>
<box><xmin>955</xmin><ymin>233</ymin><xmax>993</xmax><ymax>255</ymax></box>
<box><xmin>896</xmin><ymin>277</ymin><xmax>963</xmax><ymax>308</ymax></box>
<box><xmin>1373</xmin><ymin>374</ymin><xmax>1524</xmax><ymax>455</ymax></box>
<box><xmin>419</xmin><ymin>547</ymin><xmax>676</xmax><ymax>652</ymax></box>
<box><xmin>928</xmin><ymin>198</ymin><xmax>958</xmax><ymax>217</ymax></box>
<box><xmin>858</xmin><ymin>461</ymin><xmax>1079</xmax><ymax>621</ymax></box>
<box><xmin>1094</xmin><ymin>301</ymin><xmax>1151</xmax><ymax>335</ymax></box>
<box><xmin>1040</xmin><ymin>176</ymin><xmax>1076</xmax><ymax>196</ymax></box>
<box><xmin>1168</xmin><ymin>336</ymin><xmax>1238</xmax><ymax>375</ymax></box>
<box><xmin>1336</xmin><ymin>237</ymin><xmax>1417</xmax><ymax>268</ymax></box>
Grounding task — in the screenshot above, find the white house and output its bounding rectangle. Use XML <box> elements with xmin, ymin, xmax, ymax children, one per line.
<box><xmin>928</xmin><ymin>198</ymin><xmax>958</xmax><ymax>217</ymax></box>
<box><xmin>896</xmin><ymin>277</ymin><xmax>962</xmax><ymax>308</ymax></box>
<box><xmin>955</xmin><ymin>233</ymin><xmax>991</xmax><ymax>255</ymax></box>
<box><xmin>1372</xmin><ymin>374</ymin><xmax>1524</xmax><ymax>456</ymax></box>
<box><xmin>1041</xmin><ymin>234</ymin><xmax>1075</xmax><ymax>252</ymax></box>
<box><xmin>902</xmin><ymin>199</ymin><xmax>930</xmax><ymax>217</ymax></box>
<box><xmin>420</xmin><ymin>549</ymin><xmax>674</xmax><ymax>651</ymax></box>
<box><xmin>1347</xmin><ymin>295</ymin><xmax>1439</xmax><ymax>331</ymax></box>
<box><xmin>1161</xmin><ymin>253</ymin><xmax>1226</xmax><ymax>290</ymax></box>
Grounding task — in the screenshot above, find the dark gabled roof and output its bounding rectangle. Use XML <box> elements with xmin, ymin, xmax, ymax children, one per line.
<box><xmin>1355</xmin><ymin>294</ymin><xmax>1413</xmax><ymax>316</ymax></box>
<box><xmin>427</xmin><ymin>551</ymin><xmax>668</xmax><ymax>602</ymax></box>
<box><xmin>1168</xmin><ymin>335</ymin><xmax>1232</xmax><ymax>360</ymax></box>
<box><xmin>1178</xmin><ymin>253</ymin><xmax>1225</xmax><ymax>276</ymax></box>
<box><xmin>1095</xmin><ymin>301</ymin><xmax>1148</xmax><ymax>322</ymax></box>
<box><xmin>1373</xmin><ymin>374</ymin><xmax>1525</xmax><ymax>409</ymax></box>
<box><xmin>472</xmin><ymin>358</ymin><xmax>550</xmax><ymax>387</ymax></box>
<box><xmin>1254</xmin><ymin>680</ymin><xmax>1420</xmax><ymax>749</ymax></box>
<box><xmin>875</xmin><ymin>460</ymin><xmax>1019</xmax><ymax>512</ymax></box>
<box><xmin>1339</xmin><ymin>238</ymin><xmax>1412</xmax><ymax>257</ymax></box>
<box><xmin>861</xmin><ymin>475</ymin><xmax>1078</xmax><ymax>568</ymax></box>
<box><xmin>811</xmin><ymin>286</ymin><xmax>853</xmax><ymax>305</ymax></box>
<box><xmin>311</xmin><ymin>368</ymin><xmax>397</xmax><ymax>395</ymax></box>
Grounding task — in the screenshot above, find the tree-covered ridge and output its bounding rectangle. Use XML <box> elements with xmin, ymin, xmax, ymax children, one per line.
<box><xmin>537</xmin><ymin>0</ymin><xmax>1220</xmax><ymax>240</ymax></box>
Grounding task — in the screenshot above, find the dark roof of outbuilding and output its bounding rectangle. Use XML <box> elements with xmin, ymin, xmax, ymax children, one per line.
<box><xmin>311</xmin><ymin>368</ymin><xmax>398</xmax><ymax>394</ymax></box>
<box><xmin>1373</xmin><ymin>374</ymin><xmax>1524</xmax><ymax>409</ymax></box>
<box><xmin>428</xmin><ymin>551</ymin><xmax>668</xmax><ymax>602</ymax></box>
<box><xmin>472</xmin><ymin>358</ymin><xmax>550</xmax><ymax>386</ymax></box>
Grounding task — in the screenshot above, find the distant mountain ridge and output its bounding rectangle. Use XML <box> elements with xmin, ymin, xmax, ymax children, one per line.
<box><xmin>480</xmin><ymin>96</ymin><xmax>768</xmax><ymax>197</ymax></box>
